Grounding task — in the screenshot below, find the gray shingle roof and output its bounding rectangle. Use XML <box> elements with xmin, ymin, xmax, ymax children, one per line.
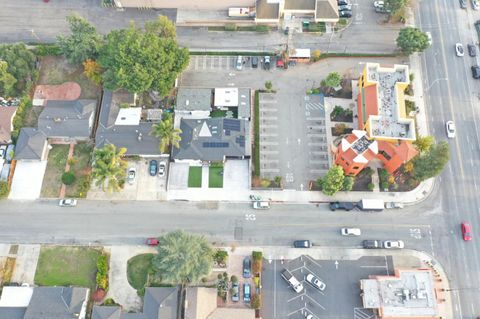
<box><xmin>172</xmin><ymin>118</ymin><xmax>250</xmax><ymax>162</ymax></box>
<box><xmin>92</xmin><ymin>306</ymin><xmax>122</xmax><ymax>319</ymax></box>
<box><xmin>316</xmin><ymin>0</ymin><xmax>339</xmax><ymax>20</ymax></box>
<box><xmin>0</xmin><ymin>307</ymin><xmax>26</xmax><ymax>319</ymax></box>
<box><xmin>38</xmin><ymin>99</ymin><xmax>96</xmax><ymax>139</ymax></box>
<box><xmin>23</xmin><ymin>287</ymin><xmax>88</xmax><ymax>319</ymax></box>
<box><xmin>14</xmin><ymin>128</ymin><xmax>47</xmax><ymax>160</ymax></box>
<box><xmin>176</xmin><ymin>88</ymin><xmax>212</xmax><ymax>112</ymax></box>
<box><xmin>144</xmin><ymin>288</ymin><xmax>178</xmax><ymax>319</ymax></box>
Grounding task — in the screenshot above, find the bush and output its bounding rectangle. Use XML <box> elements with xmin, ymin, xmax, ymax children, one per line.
<box><xmin>96</xmin><ymin>253</ymin><xmax>109</xmax><ymax>291</ymax></box>
<box><xmin>380</xmin><ymin>181</ymin><xmax>389</xmax><ymax>190</ymax></box>
<box><xmin>102</xmin><ymin>298</ymin><xmax>118</xmax><ymax>306</ymax></box>
<box><xmin>312</xmin><ymin>49</ymin><xmax>321</xmax><ymax>62</ymax></box>
<box><xmin>230</xmin><ymin>275</ymin><xmax>238</xmax><ymax>283</ymax></box>
<box><xmin>11</xmin><ymin>96</ymin><xmax>33</xmax><ymax>141</ymax></box>
<box><xmin>367</xmin><ymin>182</ymin><xmax>375</xmax><ymax>191</ymax></box>
<box><xmin>61</xmin><ymin>172</ymin><xmax>76</xmax><ymax>185</ymax></box>
<box><xmin>252</xmin><ymin>251</ymin><xmax>262</xmax><ymax>262</ymax></box>
<box><xmin>35</xmin><ymin>44</ymin><xmax>62</xmax><ymax>56</ymax></box>
<box><xmin>225</xmin><ymin>23</ymin><xmax>237</xmax><ymax>31</ymax></box>
<box><xmin>214</xmin><ymin>250</ymin><xmax>228</xmax><ymax>265</ymax></box>
<box><xmin>76</xmin><ymin>174</ymin><xmax>91</xmax><ymax>198</ymax></box>
<box><xmin>251</xmin><ymin>294</ymin><xmax>261</xmax><ymax>309</ymax></box>
<box><xmin>255</xmin><ymin>25</ymin><xmax>270</xmax><ymax>32</ymax></box>
<box><xmin>0</xmin><ymin>181</ymin><xmax>10</xmax><ymax>199</ymax></box>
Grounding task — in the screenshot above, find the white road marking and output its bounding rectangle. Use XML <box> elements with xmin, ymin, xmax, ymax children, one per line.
<box><xmin>274</xmin><ymin>261</ymin><xmax>277</xmax><ymax>318</ymax></box>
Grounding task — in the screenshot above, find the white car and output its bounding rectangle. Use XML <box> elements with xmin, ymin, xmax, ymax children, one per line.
<box><xmin>158</xmin><ymin>161</ymin><xmax>166</xmax><ymax>177</ymax></box>
<box><xmin>373</xmin><ymin>0</ymin><xmax>384</xmax><ymax>8</ymax></box>
<box><xmin>473</xmin><ymin>0</ymin><xmax>479</xmax><ymax>10</ymax></box>
<box><xmin>59</xmin><ymin>198</ymin><xmax>77</xmax><ymax>207</ymax></box>
<box><xmin>384</xmin><ymin>240</ymin><xmax>405</xmax><ymax>249</ymax></box>
<box><xmin>253</xmin><ymin>201</ymin><xmax>270</xmax><ymax>209</ymax></box>
<box><xmin>455</xmin><ymin>43</ymin><xmax>464</xmax><ymax>57</ymax></box>
<box><xmin>446</xmin><ymin>120</ymin><xmax>456</xmax><ymax>138</ymax></box>
<box><xmin>305</xmin><ymin>313</ymin><xmax>313</xmax><ymax>319</ymax></box>
<box><xmin>127</xmin><ymin>168</ymin><xmax>136</xmax><ymax>184</ymax></box>
<box><xmin>306</xmin><ymin>273</ymin><xmax>326</xmax><ymax>291</ymax></box>
<box><xmin>425</xmin><ymin>32</ymin><xmax>432</xmax><ymax>45</ymax></box>
<box><xmin>341</xmin><ymin>228</ymin><xmax>362</xmax><ymax>236</ymax></box>
<box><xmin>236</xmin><ymin>56</ymin><xmax>243</xmax><ymax>70</ymax></box>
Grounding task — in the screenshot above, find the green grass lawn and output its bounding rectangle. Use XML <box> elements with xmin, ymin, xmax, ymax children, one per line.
<box><xmin>209</xmin><ymin>166</ymin><xmax>224</xmax><ymax>188</ymax></box>
<box><xmin>127</xmin><ymin>254</ymin><xmax>154</xmax><ymax>290</ymax></box>
<box><xmin>65</xmin><ymin>143</ymin><xmax>93</xmax><ymax>198</ymax></box>
<box><xmin>34</xmin><ymin>246</ymin><xmax>102</xmax><ymax>290</ymax></box>
<box><xmin>188</xmin><ymin>167</ymin><xmax>202</xmax><ymax>188</ymax></box>
<box><xmin>40</xmin><ymin>145</ymin><xmax>70</xmax><ymax>198</ymax></box>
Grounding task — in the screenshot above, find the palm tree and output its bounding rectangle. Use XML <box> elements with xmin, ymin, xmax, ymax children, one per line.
<box><xmin>150</xmin><ymin>114</ymin><xmax>182</xmax><ymax>154</ymax></box>
<box><xmin>92</xmin><ymin>144</ymin><xmax>128</xmax><ymax>192</ymax></box>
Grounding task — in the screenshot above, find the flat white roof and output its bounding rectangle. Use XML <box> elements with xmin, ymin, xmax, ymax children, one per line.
<box><xmin>0</xmin><ymin>286</ymin><xmax>34</xmax><ymax>307</ymax></box>
<box><xmin>115</xmin><ymin>107</ymin><xmax>141</xmax><ymax>126</ymax></box>
<box><xmin>9</xmin><ymin>160</ymin><xmax>47</xmax><ymax>200</ymax></box>
<box><xmin>291</xmin><ymin>48</ymin><xmax>311</xmax><ymax>58</ymax></box>
<box><xmin>214</xmin><ymin>88</ymin><xmax>238</xmax><ymax>107</ymax></box>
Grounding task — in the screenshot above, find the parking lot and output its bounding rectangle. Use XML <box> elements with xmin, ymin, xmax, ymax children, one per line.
<box><xmin>261</xmin><ymin>255</ymin><xmax>394</xmax><ymax>319</ymax></box>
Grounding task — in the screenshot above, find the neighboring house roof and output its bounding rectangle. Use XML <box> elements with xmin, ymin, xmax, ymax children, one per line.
<box><xmin>284</xmin><ymin>0</ymin><xmax>316</xmax><ymax>10</ymax></box>
<box><xmin>14</xmin><ymin>128</ymin><xmax>47</xmax><ymax>160</ymax></box>
<box><xmin>316</xmin><ymin>0</ymin><xmax>339</xmax><ymax>19</ymax></box>
<box><xmin>185</xmin><ymin>288</ymin><xmax>217</xmax><ymax>319</ymax></box>
<box><xmin>23</xmin><ymin>287</ymin><xmax>88</xmax><ymax>319</ymax></box>
<box><xmin>255</xmin><ymin>0</ymin><xmax>280</xmax><ymax>19</ymax></box>
<box><xmin>172</xmin><ymin>118</ymin><xmax>251</xmax><ymax>161</ymax></box>
<box><xmin>0</xmin><ymin>106</ymin><xmax>17</xmax><ymax>143</ymax></box>
<box><xmin>92</xmin><ymin>306</ymin><xmax>122</xmax><ymax>319</ymax></box>
<box><xmin>0</xmin><ymin>307</ymin><xmax>26</xmax><ymax>319</ymax></box>
<box><xmin>176</xmin><ymin>88</ymin><xmax>212</xmax><ymax>112</ymax></box>
<box><xmin>95</xmin><ymin>91</ymin><xmax>162</xmax><ymax>156</ymax></box>
<box><xmin>38</xmin><ymin>99</ymin><xmax>96</xmax><ymax>138</ymax></box>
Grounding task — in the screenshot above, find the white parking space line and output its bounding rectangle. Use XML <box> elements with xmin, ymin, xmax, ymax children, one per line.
<box><xmin>262</xmin><ymin>159</ymin><xmax>280</xmax><ymax>163</ymax></box>
<box><xmin>261</xmin><ymin>141</ymin><xmax>280</xmax><ymax>145</ymax></box>
<box><xmin>262</xmin><ymin>150</ymin><xmax>280</xmax><ymax>154</ymax></box>
<box><xmin>262</xmin><ymin>169</ymin><xmax>280</xmax><ymax>173</ymax></box>
<box><xmin>260</xmin><ymin>124</ymin><xmax>278</xmax><ymax>128</ymax></box>
<box><xmin>261</xmin><ymin>133</ymin><xmax>279</xmax><ymax>137</ymax></box>
<box><xmin>262</xmin><ymin>116</ymin><xmax>279</xmax><ymax>120</ymax></box>
<box><xmin>261</xmin><ymin>108</ymin><xmax>278</xmax><ymax>112</ymax></box>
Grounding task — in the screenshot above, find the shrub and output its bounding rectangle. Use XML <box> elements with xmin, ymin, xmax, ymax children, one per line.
<box><xmin>92</xmin><ymin>288</ymin><xmax>106</xmax><ymax>302</ymax></box>
<box><xmin>102</xmin><ymin>298</ymin><xmax>118</xmax><ymax>306</ymax></box>
<box><xmin>367</xmin><ymin>182</ymin><xmax>375</xmax><ymax>191</ymax></box>
<box><xmin>96</xmin><ymin>253</ymin><xmax>109</xmax><ymax>291</ymax></box>
<box><xmin>251</xmin><ymin>294</ymin><xmax>261</xmax><ymax>309</ymax></box>
<box><xmin>331</xmin><ymin>105</ymin><xmax>344</xmax><ymax>119</ymax></box>
<box><xmin>61</xmin><ymin>172</ymin><xmax>76</xmax><ymax>185</ymax></box>
<box><xmin>252</xmin><ymin>251</ymin><xmax>262</xmax><ymax>262</ymax></box>
<box><xmin>260</xmin><ymin>179</ymin><xmax>270</xmax><ymax>188</ymax></box>
<box><xmin>225</xmin><ymin>23</ymin><xmax>237</xmax><ymax>31</ymax></box>
<box><xmin>35</xmin><ymin>44</ymin><xmax>62</xmax><ymax>56</ymax></box>
<box><xmin>0</xmin><ymin>181</ymin><xmax>10</xmax><ymax>199</ymax></box>
<box><xmin>230</xmin><ymin>275</ymin><xmax>238</xmax><ymax>283</ymax></box>
<box><xmin>77</xmin><ymin>174</ymin><xmax>91</xmax><ymax>197</ymax></box>
<box><xmin>312</xmin><ymin>49</ymin><xmax>321</xmax><ymax>62</ymax></box>
<box><xmin>67</xmin><ymin>157</ymin><xmax>77</xmax><ymax>166</ymax></box>
<box><xmin>334</xmin><ymin>123</ymin><xmax>347</xmax><ymax>135</ymax></box>
<box><xmin>255</xmin><ymin>25</ymin><xmax>270</xmax><ymax>32</ymax></box>
<box><xmin>380</xmin><ymin>181</ymin><xmax>389</xmax><ymax>190</ymax></box>
<box><xmin>214</xmin><ymin>250</ymin><xmax>228</xmax><ymax>265</ymax></box>
<box><xmin>217</xmin><ymin>273</ymin><xmax>223</xmax><ymax>280</ymax></box>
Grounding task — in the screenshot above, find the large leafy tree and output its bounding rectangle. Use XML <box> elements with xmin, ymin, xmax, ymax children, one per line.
<box><xmin>396</xmin><ymin>27</ymin><xmax>430</xmax><ymax>55</ymax></box>
<box><xmin>0</xmin><ymin>61</ymin><xmax>16</xmax><ymax>97</ymax></box>
<box><xmin>98</xmin><ymin>21</ymin><xmax>189</xmax><ymax>95</ymax></box>
<box><xmin>412</xmin><ymin>141</ymin><xmax>449</xmax><ymax>181</ymax></box>
<box><xmin>144</xmin><ymin>16</ymin><xmax>177</xmax><ymax>39</ymax></box>
<box><xmin>57</xmin><ymin>14</ymin><xmax>103</xmax><ymax>65</ymax></box>
<box><xmin>385</xmin><ymin>0</ymin><xmax>408</xmax><ymax>15</ymax></box>
<box><xmin>0</xmin><ymin>43</ymin><xmax>37</xmax><ymax>95</ymax></box>
<box><xmin>92</xmin><ymin>144</ymin><xmax>128</xmax><ymax>192</ymax></box>
<box><xmin>150</xmin><ymin>114</ymin><xmax>182</xmax><ymax>153</ymax></box>
<box><xmin>321</xmin><ymin>72</ymin><xmax>341</xmax><ymax>88</ymax></box>
<box><xmin>152</xmin><ymin>230</ymin><xmax>213</xmax><ymax>285</ymax></box>
<box><xmin>318</xmin><ymin>165</ymin><xmax>345</xmax><ymax>196</ymax></box>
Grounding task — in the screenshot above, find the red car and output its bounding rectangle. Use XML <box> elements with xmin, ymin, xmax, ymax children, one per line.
<box><xmin>276</xmin><ymin>58</ymin><xmax>284</xmax><ymax>69</ymax></box>
<box><xmin>146</xmin><ymin>238</ymin><xmax>159</xmax><ymax>246</ymax></box>
<box><xmin>461</xmin><ymin>222</ymin><xmax>472</xmax><ymax>241</ymax></box>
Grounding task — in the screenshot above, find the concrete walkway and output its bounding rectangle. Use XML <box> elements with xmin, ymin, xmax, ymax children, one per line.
<box><xmin>11</xmin><ymin>244</ymin><xmax>41</xmax><ymax>285</ymax></box>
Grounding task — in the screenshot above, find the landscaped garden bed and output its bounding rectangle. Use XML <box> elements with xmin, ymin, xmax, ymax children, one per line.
<box><xmin>330</xmin><ymin>105</ymin><xmax>353</xmax><ymax>122</ymax></box>
<box><xmin>65</xmin><ymin>143</ymin><xmax>93</xmax><ymax>198</ymax></box>
<box><xmin>352</xmin><ymin>167</ymin><xmax>374</xmax><ymax>191</ymax></box>
<box><xmin>378</xmin><ymin>167</ymin><xmax>419</xmax><ymax>192</ymax></box>
<box><xmin>209</xmin><ymin>163</ymin><xmax>224</xmax><ymax>188</ymax></box>
<box><xmin>40</xmin><ymin>145</ymin><xmax>69</xmax><ymax>198</ymax></box>
<box><xmin>188</xmin><ymin>166</ymin><xmax>202</xmax><ymax>188</ymax></box>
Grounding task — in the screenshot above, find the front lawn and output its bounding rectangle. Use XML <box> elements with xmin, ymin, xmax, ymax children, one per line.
<box><xmin>209</xmin><ymin>166</ymin><xmax>224</xmax><ymax>188</ymax></box>
<box><xmin>34</xmin><ymin>246</ymin><xmax>102</xmax><ymax>290</ymax></box>
<box><xmin>65</xmin><ymin>143</ymin><xmax>93</xmax><ymax>198</ymax></box>
<box><xmin>188</xmin><ymin>166</ymin><xmax>202</xmax><ymax>188</ymax></box>
<box><xmin>127</xmin><ymin>253</ymin><xmax>154</xmax><ymax>291</ymax></box>
<box><xmin>40</xmin><ymin>145</ymin><xmax>70</xmax><ymax>198</ymax></box>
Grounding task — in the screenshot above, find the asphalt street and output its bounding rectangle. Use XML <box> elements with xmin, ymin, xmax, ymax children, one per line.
<box><xmin>417</xmin><ymin>0</ymin><xmax>480</xmax><ymax>318</ymax></box>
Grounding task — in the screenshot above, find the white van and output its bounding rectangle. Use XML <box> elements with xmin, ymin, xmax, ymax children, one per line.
<box><xmin>252</xmin><ymin>201</ymin><xmax>270</xmax><ymax>209</ymax></box>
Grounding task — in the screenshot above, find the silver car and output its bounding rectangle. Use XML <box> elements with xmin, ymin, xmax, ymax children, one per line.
<box><xmin>59</xmin><ymin>198</ymin><xmax>77</xmax><ymax>207</ymax></box>
<box><xmin>384</xmin><ymin>240</ymin><xmax>405</xmax><ymax>249</ymax></box>
<box><xmin>306</xmin><ymin>273</ymin><xmax>326</xmax><ymax>291</ymax></box>
<box><xmin>445</xmin><ymin>121</ymin><xmax>455</xmax><ymax>138</ymax></box>
<box><xmin>236</xmin><ymin>56</ymin><xmax>243</xmax><ymax>70</ymax></box>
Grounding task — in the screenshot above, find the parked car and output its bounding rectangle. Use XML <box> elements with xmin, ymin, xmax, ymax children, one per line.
<box><xmin>455</xmin><ymin>43</ymin><xmax>464</xmax><ymax>57</ymax></box>
<box><xmin>251</xmin><ymin>56</ymin><xmax>258</xmax><ymax>68</ymax></box>
<box><xmin>149</xmin><ymin>160</ymin><xmax>158</xmax><ymax>176</ymax></box>
<box><xmin>0</xmin><ymin>145</ymin><xmax>6</xmax><ymax>160</ymax></box>
<box><xmin>252</xmin><ymin>201</ymin><xmax>270</xmax><ymax>209</ymax></box>
<box><xmin>363</xmin><ymin>240</ymin><xmax>381</xmax><ymax>249</ymax></box>
<box><xmin>305</xmin><ymin>273</ymin><xmax>326</xmax><ymax>291</ymax></box>
<box><xmin>231</xmin><ymin>282</ymin><xmax>239</xmax><ymax>301</ymax></box>
<box><xmin>375</xmin><ymin>6</ymin><xmax>391</xmax><ymax>13</ymax></box>
<box><xmin>5</xmin><ymin>144</ymin><xmax>14</xmax><ymax>163</ymax></box>
<box><xmin>341</xmin><ymin>228</ymin><xmax>361</xmax><ymax>236</ymax></box>
<box><xmin>472</xmin><ymin>65</ymin><xmax>480</xmax><ymax>79</ymax></box>
<box><xmin>158</xmin><ymin>161</ymin><xmax>166</xmax><ymax>177</ymax></box>
<box><xmin>236</xmin><ymin>56</ymin><xmax>243</xmax><ymax>70</ymax></box>
<box><xmin>264</xmin><ymin>56</ymin><xmax>271</xmax><ymax>70</ymax></box>
<box><xmin>338</xmin><ymin>0</ymin><xmax>350</xmax><ymax>5</ymax></box>
<box><xmin>339</xmin><ymin>10</ymin><xmax>352</xmax><ymax>17</ymax></box>
<box><xmin>384</xmin><ymin>240</ymin><xmax>405</xmax><ymax>249</ymax></box>
<box><xmin>425</xmin><ymin>32</ymin><xmax>432</xmax><ymax>46</ymax></box>
<box><xmin>305</xmin><ymin>313</ymin><xmax>313</xmax><ymax>319</ymax></box>
<box><xmin>459</xmin><ymin>0</ymin><xmax>467</xmax><ymax>8</ymax></box>
<box><xmin>276</xmin><ymin>57</ymin><xmax>285</xmax><ymax>69</ymax></box>
<box><xmin>293</xmin><ymin>240</ymin><xmax>312</xmax><ymax>248</ymax></box>
<box><xmin>338</xmin><ymin>4</ymin><xmax>352</xmax><ymax>11</ymax></box>
<box><xmin>461</xmin><ymin>222</ymin><xmax>472</xmax><ymax>241</ymax></box>
<box><xmin>146</xmin><ymin>238</ymin><xmax>159</xmax><ymax>246</ymax></box>
<box><xmin>445</xmin><ymin>121</ymin><xmax>456</xmax><ymax>138</ymax></box>
<box><xmin>243</xmin><ymin>257</ymin><xmax>251</xmax><ymax>278</ymax></box>
<box><xmin>473</xmin><ymin>0</ymin><xmax>479</xmax><ymax>10</ymax></box>
<box><xmin>281</xmin><ymin>269</ymin><xmax>304</xmax><ymax>293</ymax></box>
<box><xmin>373</xmin><ymin>0</ymin><xmax>384</xmax><ymax>7</ymax></box>
<box><xmin>385</xmin><ymin>202</ymin><xmax>404</xmax><ymax>209</ymax></box>
<box><xmin>468</xmin><ymin>44</ymin><xmax>477</xmax><ymax>57</ymax></box>
<box><xmin>243</xmin><ymin>283</ymin><xmax>251</xmax><ymax>302</ymax></box>
<box><xmin>58</xmin><ymin>198</ymin><xmax>77</xmax><ymax>207</ymax></box>
<box><xmin>127</xmin><ymin>168</ymin><xmax>136</xmax><ymax>184</ymax></box>
<box><xmin>329</xmin><ymin>201</ymin><xmax>355</xmax><ymax>211</ymax></box>
<box><xmin>284</xmin><ymin>26</ymin><xmax>289</xmax><ymax>35</ymax></box>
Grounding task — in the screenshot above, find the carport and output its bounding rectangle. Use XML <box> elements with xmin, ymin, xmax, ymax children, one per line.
<box><xmin>9</xmin><ymin>160</ymin><xmax>47</xmax><ymax>200</ymax></box>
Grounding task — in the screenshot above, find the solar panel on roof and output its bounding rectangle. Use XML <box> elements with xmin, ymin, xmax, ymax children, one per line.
<box><xmin>223</xmin><ymin>119</ymin><xmax>240</xmax><ymax>131</ymax></box>
<box><xmin>235</xmin><ymin>136</ymin><xmax>245</xmax><ymax>147</ymax></box>
<box><xmin>203</xmin><ymin>142</ymin><xmax>229</xmax><ymax>148</ymax></box>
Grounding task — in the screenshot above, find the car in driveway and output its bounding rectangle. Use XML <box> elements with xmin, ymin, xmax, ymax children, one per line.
<box><xmin>339</xmin><ymin>10</ymin><xmax>352</xmax><ymax>17</ymax></box>
<box><xmin>251</xmin><ymin>56</ymin><xmax>258</xmax><ymax>68</ymax></box>
<box><xmin>58</xmin><ymin>198</ymin><xmax>77</xmax><ymax>207</ymax></box>
<box><xmin>384</xmin><ymin>240</ymin><xmax>405</xmax><ymax>249</ymax></box>
<box><xmin>459</xmin><ymin>0</ymin><xmax>467</xmax><ymax>8</ymax></box>
<box><xmin>472</xmin><ymin>66</ymin><xmax>480</xmax><ymax>79</ymax></box>
<box><xmin>243</xmin><ymin>283</ymin><xmax>251</xmax><ymax>302</ymax></box>
<box><xmin>146</xmin><ymin>238</ymin><xmax>159</xmax><ymax>246</ymax></box>
<box><xmin>293</xmin><ymin>240</ymin><xmax>312</xmax><ymax>248</ymax></box>
<box><xmin>305</xmin><ymin>313</ymin><xmax>313</xmax><ymax>319</ymax></box>
<box><xmin>363</xmin><ymin>240</ymin><xmax>381</xmax><ymax>249</ymax></box>
<box><xmin>472</xmin><ymin>0</ymin><xmax>479</xmax><ymax>10</ymax></box>
<box><xmin>341</xmin><ymin>228</ymin><xmax>361</xmax><ymax>236</ymax></box>
<box><xmin>149</xmin><ymin>160</ymin><xmax>158</xmax><ymax>176</ymax></box>
<box><xmin>329</xmin><ymin>201</ymin><xmax>355</xmax><ymax>211</ymax></box>
<box><xmin>243</xmin><ymin>257</ymin><xmax>251</xmax><ymax>278</ymax></box>
<box><xmin>455</xmin><ymin>43</ymin><xmax>464</xmax><ymax>57</ymax></box>
<box><xmin>305</xmin><ymin>273</ymin><xmax>326</xmax><ymax>291</ymax></box>
<box><xmin>231</xmin><ymin>282</ymin><xmax>239</xmax><ymax>302</ymax></box>
<box><xmin>445</xmin><ymin>121</ymin><xmax>456</xmax><ymax>138</ymax></box>
<box><xmin>468</xmin><ymin>44</ymin><xmax>477</xmax><ymax>57</ymax></box>
<box><xmin>158</xmin><ymin>161</ymin><xmax>166</xmax><ymax>177</ymax></box>
<box><xmin>461</xmin><ymin>222</ymin><xmax>472</xmax><ymax>241</ymax></box>
<box><xmin>127</xmin><ymin>167</ymin><xmax>136</xmax><ymax>184</ymax></box>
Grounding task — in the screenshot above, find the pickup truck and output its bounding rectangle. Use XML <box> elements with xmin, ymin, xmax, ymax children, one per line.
<box><xmin>281</xmin><ymin>269</ymin><xmax>303</xmax><ymax>293</ymax></box>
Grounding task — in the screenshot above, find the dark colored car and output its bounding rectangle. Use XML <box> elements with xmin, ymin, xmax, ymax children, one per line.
<box><xmin>459</xmin><ymin>0</ymin><xmax>467</xmax><ymax>8</ymax></box>
<box><xmin>471</xmin><ymin>66</ymin><xmax>480</xmax><ymax>79</ymax></box>
<box><xmin>468</xmin><ymin>44</ymin><xmax>477</xmax><ymax>57</ymax></box>
<box><xmin>231</xmin><ymin>282</ymin><xmax>239</xmax><ymax>302</ymax></box>
<box><xmin>149</xmin><ymin>160</ymin><xmax>158</xmax><ymax>176</ymax></box>
<box><xmin>146</xmin><ymin>238</ymin><xmax>159</xmax><ymax>246</ymax></box>
<box><xmin>461</xmin><ymin>222</ymin><xmax>472</xmax><ymax>241</ymax></box>
<box><xmin>363</xmin><ymin>240</ymin><xmax>382</xmax><ymax>249</ymax></box>
<box><xmin>339</xmin><ymin>10</ymin><xmax>352</xmax><ymax>18</ymax></box>
<box><xmin>338</xmin><ymin>0</ymin><xmax>350</xmax><ymax>5</ymax></box>
<box><xmin>293</xmin><ymin>240</ymin><xmax>312</xmax><ymax>248</ymax></box>
<box><xmin>243</xmin><ymin>257</ymin><xmax>251</xmax><ymax>278</ymax></box>
<box><xmin>329</xmin><ymin>201</ymin><xmax>355</xmax><ymax>211</ymax></box>
<box><xmin>251</xmin><ymin>56</ymin><xmax>258</xmax><ymax>68</ymax></box>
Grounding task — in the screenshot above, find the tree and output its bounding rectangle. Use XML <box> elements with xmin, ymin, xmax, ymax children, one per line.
<box><xmin>342</xmin><ymin>176</ymin><xmax>354</xmax><ymax>191</ymax></box>
<box><xmin>396</xmin><ymin>27</ymin><xmax>430</xmax><ymax>55</ymax></box>
<box><xmin>321</xmin><ymin>165</ymin><xmax>345</xmax><ymax>196</ymax></box>
<box><xmin>92</xmin><ymin>144</ymin><xmax>128</xmax><ymax>192</ymax></box>
<box><xmin>264</xmin><ymin>81</ymin><xmax>273</xmax><ymax>92</ymax></box>
<box><xmin>312</xmin><ymin>49</ymin><xmax>321</xmax><ymax>62</ymax></box>
<box><xmin>61</xmin><ymin>171</ymin><xmax>76</xmax><ymax>185</ymax></box>
<box><xmin>0</xmin><ymin>61</ymin><xmax>16</xmax><ymax>97</ymax></box>
<box><xmin>0</xmin><ymin>181</ymin><xmax>10</xmax><ymax>199</ymax></box>
<box><xmin>412</xmin><ymin>141</ymin><xmax>450</xmax><ymax>181</ymax></box>
<box><xmin>385</xmin><ymin>0</ymin><xmax>408</xmax><ymax>15</ymax></box>
<box><xmin>321</xmin><ymin>72</ymin><xmax>341</xmax><ymax>88</ymax></box>
<box><xmin>150</xmin><ymin>114</ymin><xmax>182</xmax><ymax>153</ymax></box>
<box><xmin>414</xmin><ymin>135</ymin><xmax>435</xmax><ymax>153</ymax></box>
<box><xmin>99</xmin><ymin>22</ymin><xmax>189</xmax><ymax>95</ymax></box>
<box><xmin>0</xmin><ymin>43</ymin><xmax>37</xmax><ymax>95</ymax></box>
<box><xmin>57</xmin><ymin>14</ymin><xmax>103</xmax><ymax>65</ymax></box>
<box><xmin>83</xmin><ymin>59</ymin><xmax>103</xmax><ymax>84</ymax></box>
<box><xmin>144</xmin><ymin>16</ymin><xmax>177</xmax><ymax>38</ymax></box>
<box><xmin>152</xmin><ymin>230</ymin><xmax>213</xmax><ymax>284</ymax></box>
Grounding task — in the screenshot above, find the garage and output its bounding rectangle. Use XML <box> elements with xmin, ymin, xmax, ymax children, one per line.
<box><xmin>9</xmin><ymin>160</ymin><xmax>47</xmax><ymax>200</ymax></box>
